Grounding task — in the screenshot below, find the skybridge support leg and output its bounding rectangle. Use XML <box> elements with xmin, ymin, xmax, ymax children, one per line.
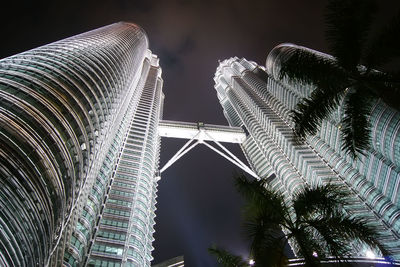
<box><xmin>159</xmin><ymin>133</ymin><xmax>200</xmax><ymax>173</ymax></box>
<box><xmin>159</xmin><ymin>133</ymin><xmax>259</xmax><ymax>179</ymax></box>
<box><xmin>203</xmin><ymin>132</ymin><xmax>258</xmax><ymax>179</ymax></box>
<box><xmin>202</xmin><ymin>141</ymin><xmax>259</xmax><ymax>179</ymax></box>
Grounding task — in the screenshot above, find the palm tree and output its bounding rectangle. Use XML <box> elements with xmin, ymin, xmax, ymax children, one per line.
<box><xmin>279</xmin><ymin>0</ymin><xmax>400</xmax><ymax>158</ymax></box>
<box><xmin>208</xmin><ymin>245</ymin><xmax>249</xmax><ymax>267</ymax></box>
<box><xmin>210</xmin><ymin>175</ymin><xmax>391</xmax><ymax>266</ymax></box>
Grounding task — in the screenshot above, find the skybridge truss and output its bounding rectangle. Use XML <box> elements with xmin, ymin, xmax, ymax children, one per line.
<box><xmin>158</xmin><ymin>120</ymin><xmax>259</xmax><ymax>179</ymax></box>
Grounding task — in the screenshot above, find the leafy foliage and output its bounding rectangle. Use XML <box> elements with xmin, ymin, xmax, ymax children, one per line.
<box><xmin>340</xmin><ymin>87</ymin><xmax>372</xmax><ymax>156</ymax></box>
<box><xmin>279</xmin><ymin>0</ymin><xmax>400</xmax><ymax>158</ymax></box>
<box><xmin>210</xmin><ymin>175</ymin><xmax>391</xmax><ymax>266</ymax></box>
<box><xmin>208</xmin><ymin>246</ymin><xmax>248</xmax><ymax>267</ymax></box>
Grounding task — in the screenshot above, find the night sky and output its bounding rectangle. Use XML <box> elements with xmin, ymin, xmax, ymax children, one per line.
<box><xmin>1</xmin><ymin>1</ymin><xmax>399</xmax><ymax>266</ymax></box>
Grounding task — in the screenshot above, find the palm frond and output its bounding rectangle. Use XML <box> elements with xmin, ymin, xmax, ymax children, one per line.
<box><xmin>291</xmin><ymin>228</ymin><xmax>324</xmax><ymax>267</ymax></box>
<box><xmin>340</xmin><ymin>86</ymin><xmax>372</xmax><ymax>157</ymax></box>
<box><xmin>244</xmin><ymin>219</ymin><xmax>287</xmax><ymax>267</ymax></box>
<box><xmin>364</xmin><ymin>10</ymin><xmax>400</xmax><ymax>68</ymax></box>
<box><xmin>291</xmin><ymin>83</ymin><xmax>346</xmax><ymax>138</ymax></box>
<box><xmin>364</xmin><ymin>70</ymin><xmax>400</xmax><ymax>87</ymax></box>
<box><xmin>279</xmin><ymin>48</ymin><xmax>346</xmax><ymax>87</ymax></box>
<box><xmin>321</xmin><ymin>216</ymin><xmax>391</xmax><ymax>258</ymax></box>
<box><xmin>376</xmin><ymin>85</ymin><xmax>400</xmax><ymax>111</ymax></box>
<box><xmin>208</xmin><ymin>245</ymin><xmax>248</xmax><ymax>267</ymax></box>
<box><xmin>234</xmin><ymin>174</ymin><xmax>268</xmax><ymax>202</ymax></box>
<box><xmin>293</xmin><ymin>183</ymin><xmax>350</xmax><ymax>220</ymax></box>
<box><xmin>364</xmin><ymin>71</ymin><xmax>400</xmax><ymax>111</ymax></box>
<box><xmin>227</xmin><ymin>173</ymin><xmax>394</xmax><ymax>267</ymax></box>
<box><xmin>235</xmin><ymin>175</ymin><xmax>290</xmax><ymax>266</ymax></box>
<box><xmin>306</xmin><ymin>217</ymin><xmax>355</xmax><ymax>260</ymax></box>
<box><xmin>235</xmin><ymin>175</ymin><xmax>290</xmax><ymax>224</ymax></box>
<box><xmin>325</xmin><ymin>0</ymin><xmax>376</xmax><ymax>70</ymax></box>
<box><xmin>243</xmin><ymin>210</ymin><xmax>285</xmax><ymax>234</ymax></box>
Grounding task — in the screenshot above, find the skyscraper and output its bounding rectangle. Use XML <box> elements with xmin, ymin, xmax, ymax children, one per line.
<box><xmin>0</xmin><ymin>22</ymin><xmax>163</xmax><ymax>266</ymax></box>
<box><xmin>1</xmin><ymin>21</ymin><xmax>399</xmax><ymax>266</ymax></box>
<box><xmin>214</xmin><ymin>43</ymin><xmax>400</xmax><ymax>259</ymax></box>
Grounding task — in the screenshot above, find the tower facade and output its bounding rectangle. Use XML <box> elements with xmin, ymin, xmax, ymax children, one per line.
<box><xmin>214</xmin><ymin>44</ymin><xmax>400</xmax><ymax>258</ymax></box>
<box><xmin>0</xmin><ymin>22</ymin><xmax>163</xmax><ymax>266</ymax></box>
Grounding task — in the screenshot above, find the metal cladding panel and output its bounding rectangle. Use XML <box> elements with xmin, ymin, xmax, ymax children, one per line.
<box><xmin>158</xmin><ymin>120</ymin><xmax>246</xmax><ymax>143</ymax></box>
<box><xmin>80</xmin><ymin>57</ymin><xmax>163</xmax><ymax>267</ymax></box>
<box><xmin>0</xmin><ymin>22</ymin><xmax>149</xmax><ymax>266</ymax></box>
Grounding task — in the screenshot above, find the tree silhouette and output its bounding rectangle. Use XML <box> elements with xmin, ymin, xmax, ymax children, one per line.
<box><xmin>210</xmin><ymin>175</ymin><xmax>391</xmax><ymax>266</ymax></box>
<box><xmin>279</xmin><ymin>0</ymin><xmax>400</xmax><ymax>157</ymax></box>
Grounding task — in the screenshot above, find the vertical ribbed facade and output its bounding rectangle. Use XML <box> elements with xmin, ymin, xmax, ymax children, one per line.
<box><xmin>83</xmin><ymin>57</ymin><xmax>163</xmax><ymax>267</ymax></box>
<box><xmin>214</xmin><ymin>46</ymin><xmax>400</xmax><ymax>258</ymax></box>
<box><xmin>0</xmin><ymin>22</ymin><xmax>163</xmax><ymax>267</ymax></box>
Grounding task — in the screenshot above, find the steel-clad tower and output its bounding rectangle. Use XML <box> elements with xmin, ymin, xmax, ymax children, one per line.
<box><xmin>0</xmin><ymin>22</ymin><xmax>163</xmax><ymax>267</ymax></box>
<box><xmin>214</xmin><ymin>43</ymin><xmax>400</xmax><ymax>259</ymax></box>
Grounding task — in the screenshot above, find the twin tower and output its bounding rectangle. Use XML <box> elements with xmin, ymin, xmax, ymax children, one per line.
<box><xmin>0</xmin><ymin>22</ymin><xmax>399</xmax><ymax>266</ymax></box>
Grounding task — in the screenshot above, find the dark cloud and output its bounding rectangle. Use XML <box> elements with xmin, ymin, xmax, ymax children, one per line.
<box><xmin>158</xmin><ymin>49</ymin><xmax>182</xmax><ymax>69</ymax></box>
<box><xmin>156</xmin><ymin>35</ymin><xmax>196</xmax><ymax>70</ymax></box>
<box><xmin>176</xmin><ymin>35</ymin><xmax>196</xmax><ymax>54</ymax></box>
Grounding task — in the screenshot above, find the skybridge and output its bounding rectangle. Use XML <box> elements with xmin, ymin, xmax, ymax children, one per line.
<box><xmin>158</xmin><ymin>120</ymin><xmax>258</xmax><ymax>179</ymax></box>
